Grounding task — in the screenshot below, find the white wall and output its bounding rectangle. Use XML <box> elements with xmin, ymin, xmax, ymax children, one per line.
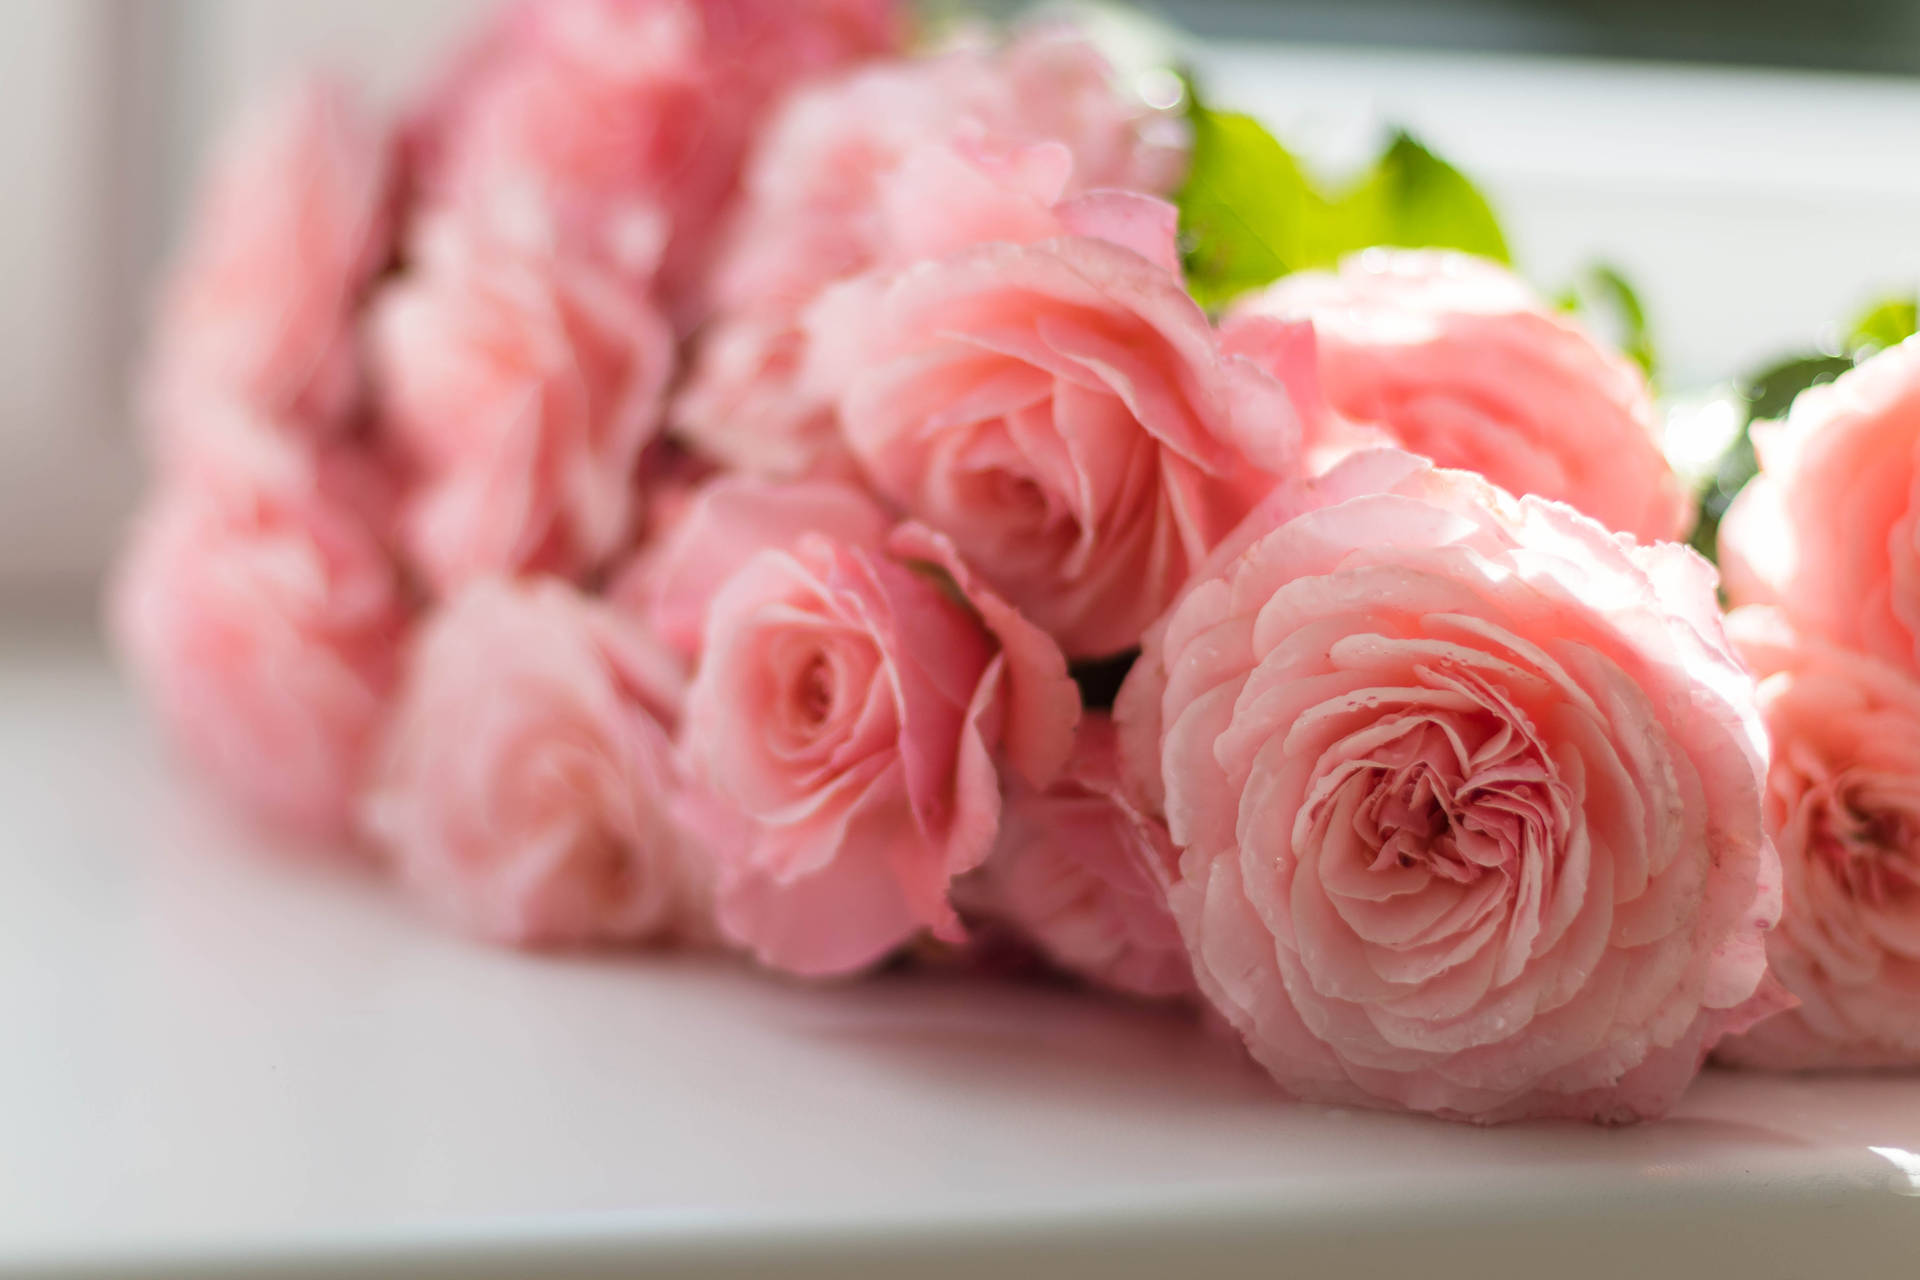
<box><xmin>6</xmin><ymin>3</ymin><xmax>1920</xmax><ymax>611</ymax></box>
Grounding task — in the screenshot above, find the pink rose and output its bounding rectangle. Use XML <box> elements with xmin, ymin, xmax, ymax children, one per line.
<box><xmin>1223</xmin><ymin>250</ymin><xmax>1690</xmax><ymax>543</ymax></box>
<box><xmin>1714</xmin><ymin>607</ymin><xmax>1920</xmax><ymax>1070</ymax></box>
<box><xmin>368</xmin><ymin>219</ymin><xmax>674</xmax><ymax>595</ymax></box>
<box><xmin>145</xmin><ymin>77</ymin><xmax>394</xmax><ymax>451</ymax></box>
<box><xmin>959</xmin><ymin>715</ymin><xmax>1194</xmax><ymax>999</ymax></box>
<box><xmin>675</xmin><ymin>486</ymin><xmax>1079</xmax><ymax>976</ymax></box>
<box><xmin>365</xmin><ymin>577</ymin><xmax>708</xmax><ymax>947</ymax></box>
<box><xmin>711</xmin><ymin>26</ymin><xmax>1185</xmax><ymax>315</ymax></box>
<box><xmin>1720</xmin><ymin>338</ymin><xmax>1920</xmax><ymax>677</ymax></box>
<box><xmin>1116</xmin><ymin>450</ymin><xmax>1783</xmax><ymax>1123</ymax></box>
<box><xmin>409</xmin><ymin>0</ymin><xmax>899</xmax><ymax>321</ymax></box>
<box><xmin>110</xmin><ymin>409</ymin><xmax>409</xmax><ymax>840</ymax></box>
<box><xmin>675</xmin><ymin>137</ymin><xmax>1125</xmax><ymax>478</ymax></box>
<box><xmin>675</xmin><ymin>24</ymin><xmax>1186</xmax><ymax>477</ymax></box>
<box><xmin>612</xmin><ymin>473</ymin><xmax>893</xmax><ymax>664</ymax></box>
<box><xmin>803</xmin><ymin>211</ymin><xmax>1303</xmax><ymax>659</ymax></box>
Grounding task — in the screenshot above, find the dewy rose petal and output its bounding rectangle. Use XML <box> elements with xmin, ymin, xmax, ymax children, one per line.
<box><xmin>1224</xmin><ymin>249</ymin><xmax>1690</xmax><ymax>543</ymax></box>
<box><xmin>804</xmin><ymin>213</ymin><xmax>1302</xmax><ymax>660</ymax></box>
<box><xmin>675</xmin><ymin>504</ymin><xmax>1076</xmax><ymax>977</ymax></box>
<box><xmin>1720</xmin><ymin>336</ymin><xmax>1920</xmax><ymax>678</ymax></box>
<box><xmin>366</xmin><ymin>577</ymin><xmax>706</xmax><ymax>948</ymax></box>
<box><xmin>1715</xmin><ymin>607</ymin><xmax>1920</xmax><ymax>1070</ymax></box>
<box><xmin>1116</xmin><ymin>449</ymin><xmax>1782</xmax><ymax>1123</ymax></box>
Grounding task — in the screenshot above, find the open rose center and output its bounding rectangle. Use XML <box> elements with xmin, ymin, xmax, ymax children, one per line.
<box><xmin>1813</xmin><ymin>778</ymin><xmax>1920</xmax><ymax>907</ymax></box>
<box><xmin>764</xmin><ymin>624</ymin><xmax>877</xmax><ymax>760</ymax></box>
<box><xmin>1341</xmin><ymin>714</ymin><xmax>1560</xmax><ymax>889</ymax></box>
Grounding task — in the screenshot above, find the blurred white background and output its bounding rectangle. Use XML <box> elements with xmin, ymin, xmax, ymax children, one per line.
<box><xmin>6</xmin><ymin>0</ymin><xmax>1920</xmax><ymax>612</ymax></box>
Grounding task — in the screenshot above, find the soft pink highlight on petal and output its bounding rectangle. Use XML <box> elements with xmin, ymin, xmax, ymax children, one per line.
<box><xmin>1719</xmin><ymin>338</ymin><xmax>1920</xmax><ymax>678</ymax></box>
<box><xmin>1224</xmin><ymin>249</ymin><xmax>1689</xmax><ymax>543</ymax></box>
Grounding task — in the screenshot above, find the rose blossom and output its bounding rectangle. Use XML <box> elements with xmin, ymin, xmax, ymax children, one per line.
<box><xmin>801</xmin><ymin>202</ymin><xmax>1303</xmax><ymax>659</ymax></box>
<box><xmin>675</xmin><ymin>24</ymin><xmax>1187</xmax><ymax>477</ymax></box>
<box><xmin>1115</xmin><ymin>449</ymin><xmax>1783</xmax><ymax>1123</ymax></box>
<box><xmin>145</xmin><ymin>77</ymin><xmax>394</xmax><ymax>451</ymax></box>
<box><xmin>958</xmin><ymin>716</ymin><xmax>1194</xmax><ymax>1000</ymax></box>
<box><xmin>611</xmin><ymin>473</ymin><xmax>893</xmax><ymax>665</ymax></box>
<box><xmin>110</xmin><ymin>408</ymin><xmax>408</xmax><ymax>840</ymax></box>
<box><xmin>1222</xmin><ymin>249</ymin><xmax>1690</xmax><ymax>543</ymax></box>
<box><xmin>673</xmin><ymin>483</ymin><xmax>1079</xmax><ymax>976</ymax></box>
<box><xmin>368</xmin><ymin>219</ymin><xmax>674</xmax><ymax>595</ymax></box>
<box><xmin>1719</xmin><ymin>337</ymin><xmax>1920</xmax><ymax>677</ymax></box>
<box><xmin>1713</xmin><ymin>607</ymin><xmax>1920</xmax><ymax>1070</ymax></box>
<box><xmin>408</xmin><ymin>0</ymin><xmax>900</xmax><ymax>320</ymax></box>
<box><xmin>365</xmin><ymin>577</ymin><xmax>708</xmax><ymax>947</ymax></box>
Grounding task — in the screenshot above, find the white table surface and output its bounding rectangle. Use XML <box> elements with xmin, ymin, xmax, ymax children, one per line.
<box><xmin>3</xmin><ymin>621</ymin><xmax>1919</xmax><ymax>1278</ymax></box>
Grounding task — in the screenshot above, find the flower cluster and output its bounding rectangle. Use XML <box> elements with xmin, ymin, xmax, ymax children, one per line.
<box><xmin>1713</xmin><ymin>342</ymin><xmax>1920</xmax><ymax>1071</ymax></box>
<box><xmin>117</xmin><ymin>0</ymin><xmax>1861</xmax><ymax>1125</ymax></box>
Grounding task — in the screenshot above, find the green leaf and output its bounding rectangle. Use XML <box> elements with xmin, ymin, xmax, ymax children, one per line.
<box><xmin>1684</xmin><ymin>351</ymin><xmax>1853</xmax><ymax>561</ymax></box>
<box><xmin>1847</xmin><ymin>294</ymin><xmax>1918</xmax><ymax>356</ymax></box>
<box><xmin>1175</xmin><ymin>86</ymin><xmax>1510</xmax><ymax>309</ymax></box>
<box><xmin>1557</xmin><ymin>263</ymin><xmax>1658</xmax><ymax>381</ymax></box>
<box><xmin>1176</xmin><ymin>102</ymin><xmax>1319</xmax><ymax>309</ymax></box>
<box><xmin>1744</xmin><ymin>352</ymin><xmax>1854</xmax><ymax>424</ymax></box>
<box><xmin>1332</xmin><ymin>131</ymin><xmax>1510</xmax><ymax>268</ymax></box>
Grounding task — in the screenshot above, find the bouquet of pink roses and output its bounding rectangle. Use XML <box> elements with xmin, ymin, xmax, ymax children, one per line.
<box><xmin>112</xmin><ymin>0</ymin><xmax>1920</xmax><ymax>1125</ymax></box>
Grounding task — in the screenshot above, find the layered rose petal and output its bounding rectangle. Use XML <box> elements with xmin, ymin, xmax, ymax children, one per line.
<box><xmin>806</xmin><ymin>230</ymin><xmax>1301</xmax><ymax>659</ymax></box>
<box><xmin>145</xmin><ymin>77</ymin><xmax>395</xmax><ymax>453</ymax></box>
<box><xmin>611</xmin><ymin>473</ymin><xmax>893</xmax><ymax>662</ymax></box>
<box><xmin>675</xmin><ymin>23</ymin><xmax>1185</xmax><ymax>478</ymax></box>
<box><xmin>409</xmin><ymin>0</ymin><xmax>900</xmax><ymax>321</ymax></box>
<box><xmin>1117</xmin><ymin>450</ymin><xmax>1779</xmax><ymax>1123</ymax></box>
<box><xmin>678</xmin><ymin>516</ymin><xmax>1076</xmax><ymax>976</ymax></box>
<box><xmin>110</xmin><ymin>410</ymin><xmax>409</xmax><ymax>840</ymax></box>
<box><xmin>1720</xmin><ymin>338</ymin><xmax>1920</xmax><ymax>678</ymax></box>
<box><xmin>366</xmin><ymin>578</ymin><xmax>705</xmax><ymax>947</ymax></box>
<box><xmin>960</xmin><ymin>716</ymin><xmax>1193</xmax><ymax>999</ymax></box>
<box><xmin>369</xmin><ymin>220</ymin><xmax>674</xmax><ymax>594</ymax></box>
<box><xmin>1714</xmin><ymin>607</ymin><xmax>1920</xmax><ymax>1070</ymax></box>
<box><xmin>1224</xmin><ymin>250</ymin><xmax>1689</xmax><ymax>543</ymax></box>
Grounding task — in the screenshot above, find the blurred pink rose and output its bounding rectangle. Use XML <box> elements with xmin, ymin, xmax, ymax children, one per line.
<box><xmin>111</xmin><ymin>410</ymin><xmax>409</xmax><ymax>840</ymax></box>
<box><xmin>1223</xmin><ymin>249</ymin><xmax>1690</xmax><ymax>543</ymax></box>
<box><xmin>1116</xmin><ymin>450</ymin><xmax>1783</xmax><ymax>1123</ymax></box>
<box><xmin>369</xmin><ymin>219</ymin><xmax>674</xmax><ymax>595</ymax></box>
<box><xmin>677</xmin><ymin>502</ymin><xmax>1078</xmax><ymax>976</ymax></box>
<box><xmin>145</xmin><ymin>77</ymin><xmax>395</xmax><ymax>452</ymax></box>
<box><xmin>1720</xmin><ymin>338</ymin><xmax>1920</xmax><ymax>678</ymax></box>
<box><xmin>960</xmin><ymin>716</ymin><xmax>1193</xmax><ymax>999</ymax></box>
<box><xmin>1714</xmin><ymin>607</ymin><xmax>1920</xmax><ymax>1070</ymax></box>
<box><xmin>676</xmin><ymin>24</ymin><xmax>1187</xmax><ymax>476</ymax></box>
<box><xmin>409</xmin><ymin>0</ymin><xmax>900</xmax><ymax>321</ymax></box>
<box><xmin>365</xmin><ymin>577</ymin><xmax>707</xmax><ymax>947</ymax></box>
<box><xmin>804</xmin><ymin>213</ymin><xmax>1301</xmax><ymax>659</ymax></box>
